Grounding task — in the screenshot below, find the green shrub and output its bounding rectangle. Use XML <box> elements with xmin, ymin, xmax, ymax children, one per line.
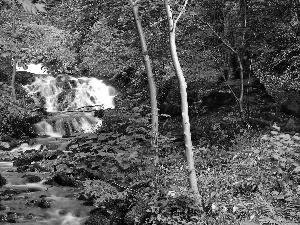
<box><xmin>0</xmin><ymin>83</ymin><xmax>38</xmax><ymax>139</ymax></box>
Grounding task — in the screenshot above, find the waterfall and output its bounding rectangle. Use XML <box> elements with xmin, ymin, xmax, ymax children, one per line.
<box><xmin>24</xmin><ymin>75</ymin><xmax>116</xmax><ymax>137</ymax></box>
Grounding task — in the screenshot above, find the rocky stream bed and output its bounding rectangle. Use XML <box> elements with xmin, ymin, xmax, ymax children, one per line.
<box><xmin>0</xmin><ymin>134</ymin><xmax>155</xmax><ymax>225</ymax></box>
<box><xmin>0</xmin><ymin>137</ymin><xmax>95</xmax><ymax>225</ymax></box>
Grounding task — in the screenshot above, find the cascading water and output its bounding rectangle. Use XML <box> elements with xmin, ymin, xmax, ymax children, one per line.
<box><xmin>24</xmin><ymin>74</ymin><xmax>116</xmax><ymax>137</ymax></box>
<box><xmin>0</xmin><ymin>67</ymin><xmax>116</xmax><ymax>224</ymax></box>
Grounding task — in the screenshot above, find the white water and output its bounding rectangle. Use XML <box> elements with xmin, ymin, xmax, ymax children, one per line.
<box><xmin>23</xmin><ymin>75</ymin><xmax>116</xmax><ymax>137</ymax></box>
<box><xmin>10</xmin><ymin>143</ymin><xmax>42</xmax><ymax>153</ymax></box>
<box><xmin>17</xmin><ymin>63</ymin><xmax>48</xmax><ymax>74</ymax></box>
<box><xmin>33</xmin><ymin>121</ymin><xmax>62</xmax><ymax>137</ymax></box>
<box><xmin>5</xmin><ymin>180</ymin><xmax>48</xmax><ymax>190</ymax></box>
<box><xmin>6</xmin><ymin>66</ymin><xmax>103</xmax><ymax>224</ymax></box>
<box><xmin>41</xmin><ymin>210</ymin><xmax>88</xmax><ymax>225</ymax></box>
<box><xmin>24</xmin><ymin>76</ymin><xmax>115</xmax><ymax>112</ymax></box>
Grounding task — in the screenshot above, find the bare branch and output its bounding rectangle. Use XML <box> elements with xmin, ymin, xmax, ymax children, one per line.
<box><xmin>173</xmin><ymin>0</ymin><xmax>189</xmax><ymax>32</ymax></box>
<box><xmin>201</xmin><ymin>20</ymin><xmax>237</xmax><ymax>54</ymax></box>
<box><xmin>128</xmin><ymin>0</ymin><xmax>141</xmax><ymax>7</ymax></box>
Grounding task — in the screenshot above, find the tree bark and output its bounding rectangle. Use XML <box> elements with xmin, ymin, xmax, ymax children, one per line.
<box><xmin>164</xmin><ymin>0</ymin><xmax>200</xmax><ymax>200</ymax></box>
<box><xmin>11</xmin><ymin>0</ymin><xmax>17</xmax><ymax>99</ymax></box>
<box><xmin>236</xmin><ymin>54</ymin><xmax>245</xmax><ymax>121</ymax></box>
<box><xmin>130</xmin><ymin>1</ymin><xmax>159</xmax><ymax>154</ymax></box>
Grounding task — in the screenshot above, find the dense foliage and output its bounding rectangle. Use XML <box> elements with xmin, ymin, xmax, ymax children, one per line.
<box><xmin>1</xmin><ymin>0</ymin><xmax>300</xmax><ymax>224</ymax></box>
<box><xmin>0</xmin><ymin>81</ymin><xmax>38</xmax><ymax>139</ymax></box>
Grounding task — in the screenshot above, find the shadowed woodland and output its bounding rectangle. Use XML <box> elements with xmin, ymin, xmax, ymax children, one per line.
<box><xmin>1</xmin><ymin>0</ymin><xmax>300</xmax><ymax>224</ymax></box>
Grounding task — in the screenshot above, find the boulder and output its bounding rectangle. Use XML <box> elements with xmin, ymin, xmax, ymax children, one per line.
<box><xmin>0</xmin><ymin>174</ymin><xmax>7</xmax><ymax>187</ymax></box>
<box><xmin>201</xmin><ymin>91</ymin><xmax>236</xmax><ymax>110</ymax></box>
<box><xmin>0</xmin><ymin>142</ymin><xmax>10</xmax><ymax>151</ymax></box>
<box><xmin>13</xmin><ymin>152</ymin><xmax>44</xmax><ymax>167</ymax></box>
<box><xmin>281</xmin><ymin>100</ymin><xmax>300</xmax><ymax>118</ymax></box>
<box><xmin>46</xmin><ymin>172</ymin><xmax>78</xmax><ymax>187</ymax></box>
<box><xmin>21</xmin><ymin>174</ymin><xmax>41</xmax><ymax>183</ymax></box>
<box><xmin>6</xmin><ymin>212</ymin><xmax>18</xmax><ymax>223</ymax></box>
<box><xmin>283</xmin><ymin>118</ymin><xmax>300</xmax><ymax>133</ymax></box>
<box><xmin>36</xmin><ymin>198</ymin><xmax>51</xmax><ymax>208</ymax></box>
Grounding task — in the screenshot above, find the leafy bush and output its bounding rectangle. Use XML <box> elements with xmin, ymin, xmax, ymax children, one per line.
<box><xmin>253</xmin><ymin>24</ymin><xmax>300</xmax><ymax>102</ymax></box>
<box><xmin>99</xmin><ymin>103</ymin><xmax>151</xmax><ymax>140</ymax></box>
<box><xmin>0</xmin><ymin>82</ymin><xmax>38</xmax><ymax>139</ymax></box>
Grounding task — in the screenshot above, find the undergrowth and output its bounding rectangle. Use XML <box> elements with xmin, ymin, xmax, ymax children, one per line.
<box><xmin>0</xmin><ymin>82</ymin><xmax>39</xmax><ymax>139</ymax></box>
<box><xmin>28</xmin><ymin>100</ymin><xmax>300</xmax><ymax>225</ymax></box>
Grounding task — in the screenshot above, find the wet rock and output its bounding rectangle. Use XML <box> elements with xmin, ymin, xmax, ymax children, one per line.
<box><xmin>0</xmin><ymin>189</ymin><xmax>29</xmax><ymax>201</ymax></box>
<box><xmin>7</xmin><ymin>212</ymin><xmax>18</xmax><ymax>223</ymax></box>
<box><xmin>1</xmin><ymin>189</ymin><xmax>23</xmax><ymax>196</ymax></box>
<box><xmin>0</xmin><ymin>141</ymin><xmax>10</xmax><ymax>150</ymax></box>
<box><xmin>30</xmin><ymin>92</ymin><xmax>46</xmax><ymax>108</ymax></box>
<box><xmin>94</xmin><ymin>109</ymin><xmax>104</xmax><ymax>119</ymax></box>
<box><xmin>13</xmin><ymin>152</ymin><xmax>44</xmax><ymax>167</ymax></box>
<box><xmin>26</xmin><ymin>198</ymin><xmax>51</xmax><ymax>208</ymax></box>
<box><xmin>26</xmin><ymin>199</ymin><xmax>38</xmax><ymax>207</ymax></box>
<box><xmin>0</xmin><ymin>204</ymin><xmax>6</xmax><ymax>210</ymax></box>
<box><xmin>0</xmin><ymin>214</ymin><xmax>7</xmax><ymax>222</ymax></box>
<box><xmin>21</xmin><ymin>174</ymin><xmax>41</xmax><ymax>183</ymax></box>
<box><xmin>17</xmin><ymin>163</ymin><xmax>49</xmax><ymax>173</ymax></box>
<box><xmin>43</xmin><ymin>150</ymin><xmax>64</xmax><ymax>160</ymax></box>
<box><xmin>46</xmin><ymin>172</ymin><xmax>78</xmax><ymax>187</ymax></box>
<box><xmin>36</xmin><ymin>198</ymin><xmax>51</xmax><ymax>208</ymax></box>
<box><xmin>24</xmin><ymin>213</ymin><xmax>34</xmax><ymax>220</ymax></box>
<box><xmin>0</xmin><ymin>195</ymin><xmax>12</xmax><ymax>201</ymax></box>
<box><xmin>0</xmin><ymin>174</ymin><xmax>7</xmax><ymax>186</ymax></box>
<box><xmin>69</xmin><ymin>79</ymin><xmax>77</xmax><ymax>88</ymax></box>
<box><xmin>57</xmin><ymin>89</ymin><xmax>76</xmax><ymax>111</ymax></box>
<box><xmin>0</xmin><ymin>138</ymin><xmax>20</xmax><ymax>151</ymax></box>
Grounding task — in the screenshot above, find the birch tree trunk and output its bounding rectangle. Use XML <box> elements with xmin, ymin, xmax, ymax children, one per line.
<box><xmin>11</xmin><ymin>0</ymin><xmax>17</xmax><ymax>99</ymax></box>
<box><xmin>164</xmin><ymin>0</ymin><xmax>200</xmax><ymax>200</ymax></box>
<box><xmin>129</xmin><ymin>0</ymin><xmax>159</xmax><ymax>156</ymax></box>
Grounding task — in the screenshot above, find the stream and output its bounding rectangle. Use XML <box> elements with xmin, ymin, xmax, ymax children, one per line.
<box><xmin>0</xmin><ymin>74</ymin><xmax>116</xmax><ymax>224</ymax></box>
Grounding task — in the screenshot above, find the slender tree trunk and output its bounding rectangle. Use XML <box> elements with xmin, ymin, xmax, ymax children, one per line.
<box><xmin>203</xmin><ymin>19</ymin><xmax>248</xmax><ymax>125</ymax></box>
<box><xmin>11</xmin><ymin>0</ymin><xmax>17</xmax><ymax>99</ymax></box>
<box><xmin>11</xmin><ymin>58</ymin><xmax>17</xmax><ymax>99</ymax></box>
<box><xmin>130</xmin><ymin>1</ymin><xmax>159</xmax><ymax>155</ymax></box>
<box><xmin>164</xmin><ymin>0</ymin><xmax>200</xmax><ymax>200</ymax></box>
<box><xmin>236</xmin><ymin>54</ymin><xmax>245</xmax><ymax>121</ymax></box>
<box><xmin>238</xmin><ymin>0</ymin><xmax>247</xmax><ymax>124</ymax></box>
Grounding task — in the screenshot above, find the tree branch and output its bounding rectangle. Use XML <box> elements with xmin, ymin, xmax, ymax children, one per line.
<box><xmin>128</xmin><ymin>0</ymin><xmax>141</xmax><ymax>7</ymax></box>
<box><xmin>201</xmin><ymin>20</ymin><xmax>237</xmax><ymax>54</ymax></box>
<box><xmin>173</xmin><ymin>0</ymin><xmax>189</xmax><ymax>32</ymax></box>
